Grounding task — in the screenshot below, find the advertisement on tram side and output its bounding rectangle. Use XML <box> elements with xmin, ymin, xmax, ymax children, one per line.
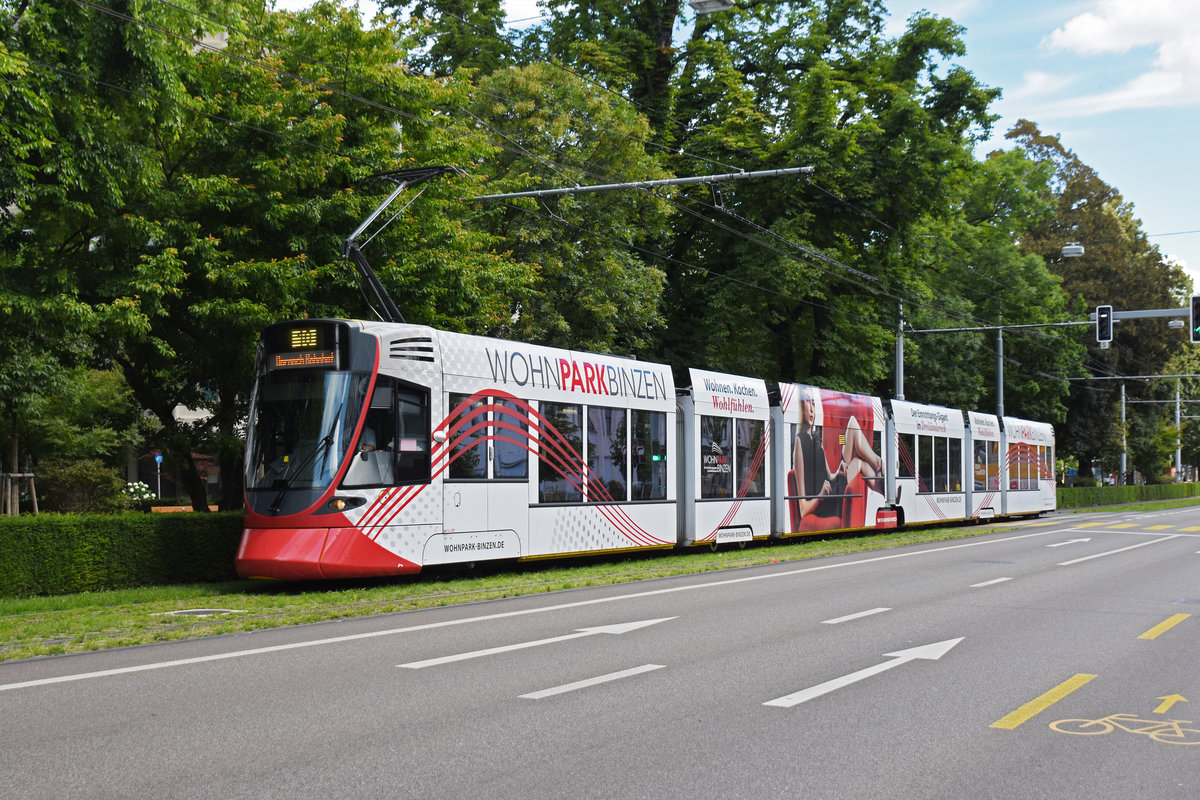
<box><xmin>777</xmin><ymin>383</ymin><xmax>888</xmax><ymax>533</ymax></box>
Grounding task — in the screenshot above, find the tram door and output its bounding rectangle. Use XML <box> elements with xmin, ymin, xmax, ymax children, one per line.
<box><xmin>440</xmin><ymin>394</ymin><xmax>528</xmax><ymax>550</ymax></box>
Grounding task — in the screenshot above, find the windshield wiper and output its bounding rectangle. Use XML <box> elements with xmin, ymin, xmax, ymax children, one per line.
<box><xmin>268</xmin><ymin>433</ymin><xmax>334</xmax><ymax>515</ymax></box>
<box><xmin>267</xmin><ymin>402</ymin><xmax>346</xmax><ymax>515</ymax></box>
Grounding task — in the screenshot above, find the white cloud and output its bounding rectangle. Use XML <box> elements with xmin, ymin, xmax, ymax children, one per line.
<box><xmin>1055</xmin><ymin>69</ymin><xmax>1185</xmax><ymax>115</ymax></box>
<box><xmin>1043</xmin><ymin>0</ymin><xmax>1188</xmax><ymax>54</ymax></box>
<box><xmin>1004</xmin><ymin>70</ymin><xmax>1075</xmax><ymax>102</ymax></box>
<box><xmin>1040</xmin><ymin>0</ymin><xmax>1200</xmax><ymax>114</ymax></box>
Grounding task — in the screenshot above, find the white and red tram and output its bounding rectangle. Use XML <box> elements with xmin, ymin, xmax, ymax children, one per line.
<box><xmin>238</xmin><ymin>319</ymin><xmax>1055</xmax><ymax>579</ymax></box>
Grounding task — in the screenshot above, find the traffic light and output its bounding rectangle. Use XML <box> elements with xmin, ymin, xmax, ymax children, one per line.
<box><xmin>1191</xmin><ymin>296</ymin><xmax>1200</xmax><ymax>343</ymax></box>
<box><xmin>1095</xmin><ymin>305</ymin><xmax>1112</xmax><ymax>343</ymax></box>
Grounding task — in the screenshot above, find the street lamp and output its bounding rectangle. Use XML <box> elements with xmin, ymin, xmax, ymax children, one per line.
<box><xmin>689</xmin><ymin>0</ymin><xmax>735</xmax><ymax>13</ymax></box>
<box><xmin>1062</xmin><ymin>243</ymin><xmax>1085</xmax><ymax>258</ymax></box>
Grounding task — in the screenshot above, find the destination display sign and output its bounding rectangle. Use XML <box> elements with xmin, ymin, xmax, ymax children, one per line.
<box><xmin>265</xmin><ymin>323</ymin><xmax>343</xmax><ymax>371</ymax></box>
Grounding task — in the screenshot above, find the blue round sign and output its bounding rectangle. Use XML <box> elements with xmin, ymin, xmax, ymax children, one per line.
<box><xmin>154</xmin><ymin>452</ymin><xmax>163</xmax><ymax>464</ymax></box>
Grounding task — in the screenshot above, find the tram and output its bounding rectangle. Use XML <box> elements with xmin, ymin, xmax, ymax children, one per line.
<box><xmin>238</xmin><ymin>318</ymin><xmax>1056</xmax><ymax>580</ymax></box>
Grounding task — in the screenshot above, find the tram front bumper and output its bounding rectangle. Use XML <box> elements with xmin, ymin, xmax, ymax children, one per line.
<box><xmin>236</xmin><ymin>526</ymin><xmax>420</xmax><ymax>580</ymax></box>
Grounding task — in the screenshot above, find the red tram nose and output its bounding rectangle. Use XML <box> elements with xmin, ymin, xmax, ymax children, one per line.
<box><xmin>237</xmin><ymin>527</ymin><xmax>420</xmax><ymax>580</ymax></box>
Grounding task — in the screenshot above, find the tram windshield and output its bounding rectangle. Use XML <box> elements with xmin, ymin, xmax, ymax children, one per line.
<box><xmin>244</xmin><ymin>369</ymin><xmax>370</xmax><ymax>510</ymax></box>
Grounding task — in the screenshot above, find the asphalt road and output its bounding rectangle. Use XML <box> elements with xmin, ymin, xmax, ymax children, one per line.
<box><xmin>3</xmin><ymin>507</ymin><xmax>1199</xmax><ymax>799</ymax></box>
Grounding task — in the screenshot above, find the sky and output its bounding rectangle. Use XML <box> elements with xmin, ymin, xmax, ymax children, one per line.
<box><xmin>881</xmin><ymin>0</ymin><xmax>1200</xmax><ymax>286</ymax></box>
<box><xmin>283</xmin><ymin>0</ymin><xmax>1200</xmax><ymax>286</ymax></box>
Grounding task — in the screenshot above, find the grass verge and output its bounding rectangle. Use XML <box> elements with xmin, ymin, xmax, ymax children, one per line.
<box><xmin>2</xmin><ymin>499</ymin><xmax>1195</xmax><ymax>663</ymax></box>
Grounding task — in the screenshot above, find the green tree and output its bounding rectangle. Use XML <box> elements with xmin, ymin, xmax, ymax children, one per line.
<box><xmin>392</xmin><ymin>1</ymin><xmax>1073</xmax><ymax>407</ymax></box>
<box><xmin>901</xmin><ymin>148</ymin><xmax>1075</xmax><ymax>423</ymax></box>
<box><xmin>0</xmin><ymin>0</ymin><xmax>192</xmax><ymax>489</ymax></box>
<box><xmin>465</xmin><ymin>61</ymin><xmax>673</xmax><ymax>353</ymax></box>
<box><xmin>1008</xmin><ymin>120</ymin><xmax>1190</xmax><ymax>477</ymax></box>
<box><xmin>523</xmin><ymin>0</ymin><xmax>683</xmax><ymax>137</ymax></box>
<box><xmin>381</xmin><ymin>0</ymin><xmax>514</xmax><ymax>75</ymax></box>
<box><xmin>4</xmin><ymin>1</ymin><xmax>536</xmax><ymax>509</ymax></box>
<box><xmin>1160</xmin><ymin>347</ymin><xmax>1200</xmax><ymax>480</ymax></box>
<box><xmin>24</xmin><ymin>366</ymin><xmax>147</xmax><ymax>468</ymax></box>
<box><xmin>1127</xmin><ymin>398</ymin><xmax>1177</xmax><ymax>483</ymax></box>
<box><xmin>654</xmin><ymin>6</ymin><xmax>1006</xmax><ymax>392</ymax></box>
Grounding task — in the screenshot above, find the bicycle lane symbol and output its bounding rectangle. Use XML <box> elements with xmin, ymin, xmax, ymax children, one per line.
<box><xmin>1049</xmin><ymin>713</ymin><xmax>1200</xmax><ymax>745</ymax></box>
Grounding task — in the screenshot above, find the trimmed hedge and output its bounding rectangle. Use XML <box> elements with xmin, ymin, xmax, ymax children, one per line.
<box><xmin>5</xmin><ymin>483</ymin><xmax>1200</xmax><ymax>597</ymax></box>
<box><xmin>0</xmin><ymin>512</ymin><xmax>244</xmax><ymax>597</ymax></box>
<box><xmin>1057</xmin><ymin>482</ymin><xmax>1200</xmax><ymax>509</ymax></box>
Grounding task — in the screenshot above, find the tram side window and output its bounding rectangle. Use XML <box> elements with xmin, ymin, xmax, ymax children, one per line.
<box><xmin>700</xmin><ymin>415</ymin><xmax>733</xmax><ymax>499</ymax></box>
<box><xmin>631</xmin><ymin>410</ymin><xmax>667</xmax><ymax>500</ymax></box>
<box><xmin>898</xmin><ymin>433</ymin><xmax>916</xmax><ymax>479</ymax></box>
<box><xmin>918</xmin><ymin>435</ymin><xmax>934</xmax><ymax>493</ymax></box>
<box><xmin>987</xmin><ymin>441</ymin><xmax>999</xmax><ymax>489</ymax></box>
<box><xmin>448</xmin><ymin>393</ymin><xmax>487</xmax><ymax>479</ymax></box>
<box><xmin>736</xmin><ymin>418</ymin><xmax>765</xmax><ymax>498</ymax></box>
<box><xmin>588</xmin><ymin>407</ymin><xmax>628</xmax><ymax>502</ymax></box>
<box><xmin>539</xmin><ymin>403</ymin><xmax>583</xmax><ymax>503</ymax></box>
<box><xmin>493</xmin><ymin>399</ymin><xmax>529</xmax><ymax>479</ymax></box>
<box><xmin>934</xmin><ymin>437</ymin><xmax>948</xmax><ymax>493</ymax></box>
<box><xmin>1008</xmin><ymin>443</ymin><xmax>1025</xmax><ymax>490</ymax></box>
<box><xmin>949</xmin><ymin>438</ymin><xmax>962</xmax><ymax>491</ymax></box>
<box><xmin>973</xmin><ymin>441</ymin><xmax>988</xmax><ymax>490</ymax></box>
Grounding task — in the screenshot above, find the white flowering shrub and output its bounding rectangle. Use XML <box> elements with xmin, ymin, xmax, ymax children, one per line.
<box><xmin>124</xmin><ymin>481</ymin><xmax>156</xmax><ymax>510</ymax></box>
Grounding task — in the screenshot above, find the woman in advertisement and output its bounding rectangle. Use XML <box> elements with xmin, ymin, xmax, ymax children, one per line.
<box><xmin>792</xmin><ymin>388</ymin><xmax>883</xmax><ymax>529</ymax></box>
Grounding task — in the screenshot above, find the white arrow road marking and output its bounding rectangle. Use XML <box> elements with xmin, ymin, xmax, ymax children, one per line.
<box><xmin>1046</xmin><ymin>538</ymin><xmax>1092</xmax><ymax>548</ymax></box>
<box><xmin>1058</xmin><ymin>535</ymin><xmax>1179</xmax><ymax>566</ymax></box>
<box><xmin>521</xmin><ymin>664</ymin><xmax>666</xmax><ymax>699</ymax></box>
<box><xmin>398</xmin><ymin>617</ymin><xmax>677</xmax><ymax>669</ymax></box>
<box><xmin>764</xmin><ymin>638</ymin><xmax>964</xmax><ymax>708</ymax></box>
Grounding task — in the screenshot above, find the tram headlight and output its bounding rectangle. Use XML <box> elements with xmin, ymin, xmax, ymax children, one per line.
<box><xmin>326</xmin><ymin>497</ymin><xmax>365</xmax><ymax>512</ymax></box>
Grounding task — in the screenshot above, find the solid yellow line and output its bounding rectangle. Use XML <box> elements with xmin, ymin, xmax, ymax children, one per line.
<box><xmin>1138</xmin><ymin>614</ymin><xmax>1191</xmax><ymax>640</ymax></box>
<box><xmin>990</xmin><ymin>673</ymin><xmax>1097</xmax><ymax>730</ymax></box>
